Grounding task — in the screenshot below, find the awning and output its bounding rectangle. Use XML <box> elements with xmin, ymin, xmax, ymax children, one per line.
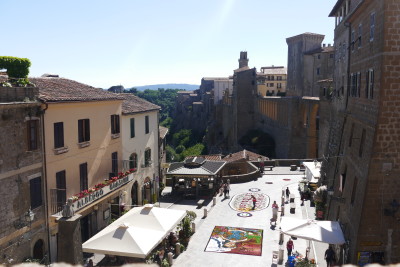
<box><xmin>280</xmin><ymin>217</ymin><xmax>345</xmax><ymax>244</ymax></box>
<box><xmin>82</xmin><ymin>205</ymin><xmax>186</xmax><ymax>258</ymax></box>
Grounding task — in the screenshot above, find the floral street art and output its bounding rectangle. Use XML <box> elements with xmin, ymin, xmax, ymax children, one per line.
<box><xmin>204</xmin><ymin>226</ymin><xmax>263</xmax><ymax>256</ymax></box>
<box><xmin>229</xmin><ymin>192</ymin><xmax>270</xmax><ymax>212</ymax></box>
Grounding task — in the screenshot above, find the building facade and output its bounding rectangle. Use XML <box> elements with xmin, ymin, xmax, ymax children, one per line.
<box><xmin>120</xmin><ymin>93</ymin><xmax>161</xmax><ymax>207</ymax></box>
<box><xmin>30</xmin><ymin>76</ymin><xmax>129</xmax><ymax>263</ymax></box>
<box><xmin>323</xmin><ymin>0</ymin><xmax>400</xmax><ymax>264</ymax></box>
<box><xmin>0</xmin><ymin>79</ymin><xmax>48</xmax><ymax>265</ymax></box>
<box><xmin>257</xmin><ymin>66</ymin><xmax>287</xmax><ymax>96</ymax></box>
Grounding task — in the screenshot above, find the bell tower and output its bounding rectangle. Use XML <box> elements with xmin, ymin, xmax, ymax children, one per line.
<box><xmin>238</xmin><ymin>51</ymin><xmax>249</xmax><ymax>68</ymax></box>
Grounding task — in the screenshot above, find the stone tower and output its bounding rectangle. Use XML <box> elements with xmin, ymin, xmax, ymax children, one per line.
<box><xmin>238</xmin><ymin>51</ymin><xmax>249</xmax><ymax>68</ymax></box>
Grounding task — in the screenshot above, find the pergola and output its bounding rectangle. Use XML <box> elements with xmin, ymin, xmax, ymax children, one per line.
<box><xmin>166</xmin><ymin>157</ymin><xmax>226</xmax><ymax>199</ymax></box>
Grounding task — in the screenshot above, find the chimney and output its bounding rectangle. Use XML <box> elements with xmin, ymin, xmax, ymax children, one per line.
<box><xmin>328</xmin><ymin>43</ymin><xmax>331</xmax><ymax>47</ymax></box>
<box><xmin>323</xmin><ymin>44</ymin><xmax>326</xmax><ymax>47</ymax></box>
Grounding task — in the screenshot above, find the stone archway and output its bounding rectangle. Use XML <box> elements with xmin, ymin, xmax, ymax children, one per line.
<box><xmin>33</xmin><ymin>239</ymin><xmax>44</xmax><ymax>261</ymax></box>
<box><xmin>131</xmin><ymin>181</ymin><xmax>139</xmax><ymax>207</ymax></box>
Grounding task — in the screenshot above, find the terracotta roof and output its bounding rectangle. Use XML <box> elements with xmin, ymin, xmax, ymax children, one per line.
<box><xmin>185</xmin><ymin>154</ymin><xmax>223</xmax><ymax>161</ymax></box>
<box><xmin>119</xmin><ymin>93</ymin><xmax>160</xmax><ymax>114</ymax></box>
<box><xmin>159</xmin><ymin>126</ymin><xmax>169</xmax><ymax>139</ymax></box>
<box><xmin>223</xmin><ymin>149</ymin><xmax>268</xmax><ymax>162</ymax></box>
<box><xmin>29</xmin><ymin>77</ymin><xmax>125</xmax><ymax>102</ymax></box>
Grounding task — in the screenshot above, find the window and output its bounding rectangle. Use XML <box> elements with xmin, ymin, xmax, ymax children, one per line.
<box><xmin>277</xmin><ymin>83</ymin><xmax>282</xmax><ymax>89</ymax></box>
<box><xmin>357</xmin><ymin>72</ymin><xmax>361</xmax><ymax>97</ymax></box>
<box><xmin>27</xmin><ymin>120</ymin><xmax>39</xmax><ymax>151</ymax></box>
<box><xmin>349</xmin><ymin>123</ymin><xmax>355</xmax><ymax>147</ymax></box>
<box><xmin>78</xmin><ymin>119</ymin><xmax>90</xmax><ymax>143</ymax></box>
<box><xmin>316</xmin><ymin>68</ymin><xmax>320</xmax><ymax>75</ymax></box>
<box><xmin>129</xmin><ymin>153</ymin><xmax>137</xmax><ymax>169</ymax></box>
<box><xmin>144</xmin><ymin>149</ymin><xmax>151</xmax><ymax>167</ymax></box>
<box><xmin>366</xmin><ymin>69</ymin><xmax>374</xmax><ymax>99</ymax></box>
<box><xmin>112</xmin><ymin>152</ymin><xmax>118</xmax><ymax>174</ymax></box>
<box><xmin>30</xmin><ymin>176</ymin><xmax>42</xmax><ymax>209</ymax></box>
<box><xmin>317</xmin><ymin>54</ymin><xmax>321</xmax><ymax>59</ymax></box>
<box><xmin>56</xmin><ymin>171</ymin><xmax>66</xmax><ymax>210</ymax></box>
<box><xmin>359</xmin><ymin>129</ymin><xmax>366</xmax><ymax>157</ymax></box>
<box><xmin>351</xmin><ymin>177</ymin><xmax>358</xmax><ymax>205</ymax></box>
<box><xmin>54</xmin><ymin>122</ymin><xmax>64</xmax><ymax>148</ymax></box>
<box><xmin>111</xmin><ymin>115</ymin><xmax>120</xmax><ymax>134</ymax></box>
<box><xmin>130</xmin><ymin>118</ymin><xmax>135</xmax><ymax>138</ymax></box>
<box><xmin>277</xmin><ymin>76</ymin><xmax>282</xmax><ymax>81</ymax></box>
<box><xmin>79</xmin><ymin>163</ymin><xmax>88</xmax><ymax>191</ymax></box>
<box><xmin>358</xmin><ymin>24</ymin><xmax>362</xmax><ymax>48</ymax></box>
<box><xmin>351</xmin><ymin>29</ymin><xmax>355</xmax><ymax>51</ymax></box>
<box><xmin>370</xmin><ymin>12</ymin><xmax>375</xmax><ymax>41</ymax></box>
<box><xmin>145</xmin><ymin>115</ymin><xmax>149</xmax><ymax>134</ymax></box>
<box><xmin>269</xmin><ymin>83</ymin><xmax>274</xmax><ymax>87</ymax></box>
<box><xmin>330</xmin><ymin>53</ymin><xmax>334</xmax><ymax>58</ymax></box>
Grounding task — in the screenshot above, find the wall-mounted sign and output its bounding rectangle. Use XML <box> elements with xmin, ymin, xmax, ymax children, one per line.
<box><xmin>56</xmin><ymin>174</ymin><xmax>134</xmax><ymax>215</ymax></box>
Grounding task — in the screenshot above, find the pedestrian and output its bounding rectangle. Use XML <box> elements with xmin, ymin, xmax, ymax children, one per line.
<box><xmin>223</xmin><ymin>183</ymin><xmax>228</xmax><ymax>198</ymax></box>
<box><xmin>325</xmin><ymin>245</ymin><xmax>335</xmax><ymax>267</ymax></box>
<box><xmin>251</xmin><ymin>195</ymin><xmax>257</xmax><ymax>210</ymax></box>
<box><xmin>286</xmin><ymin>238</ymin><xmax>294</xmax><ymax>257</ymax></box>
<box><xmin>286</xmin><ymin>187</ymin><xmax>290</xmax><ymax>199</ymax></box>
<box><xmin>271</xmin><ymin>201</ymin><xmax>278</xmax><ymax>225</ymax></box>
<box><xmin>87</xmin><ymin>259</ymin><xmax>93</xmax><ymax>267</ymax></box>
<box><xmin>226</xmin><ymin>180</ymin><xmax>230</xmax><ymax>197</ymax></box>
<box><xmin>259</xmin><ymin>157</ymin><xmax>264</xmax><ymax>174</ymax></box>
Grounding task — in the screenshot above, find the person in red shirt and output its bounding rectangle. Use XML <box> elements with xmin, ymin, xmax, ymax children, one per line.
<box><xmin>251</xmin><ymin>195</ymin><xmax>257</xmax><ymax>210</ymax></box>
<box><xmin>287</xmin><ymin>238</ymin><xmax>294</xmax><ymax>257</ymax></box>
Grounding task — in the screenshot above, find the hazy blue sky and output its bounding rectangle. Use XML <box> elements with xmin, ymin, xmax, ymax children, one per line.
<box><xmin>2</xmin><ymin>0</ymin><xmax>337</xmax><ymax>88</ymax></box>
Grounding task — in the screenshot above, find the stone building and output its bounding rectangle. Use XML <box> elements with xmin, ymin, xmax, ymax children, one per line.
<box><xmin>322</xmin><ymin>0</ymin><xmax>400</xmax><ymax>264</ymax></box>
<box><xmin>0</xmin><ymin>76</ymin><xmax>48</xmax><ymax>265</ymax></box>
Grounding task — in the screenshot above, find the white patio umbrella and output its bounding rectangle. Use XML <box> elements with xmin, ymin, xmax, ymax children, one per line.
<box><xmin>280</xmin><ymin>217</ymin><xmax>345</xmax><ymax>244</ymax></box>
<box><xmin>82</xmin><ymin>205</ymin><xmax>186</xmax><ymax>258</ymax></box>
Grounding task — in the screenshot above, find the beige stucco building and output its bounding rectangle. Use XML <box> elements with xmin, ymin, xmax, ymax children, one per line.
<box><xmin>31</xmin><ymin>76</ymin><xmax>130</xmax><ymax>263</ymax></box>
<box><xmin>120</xmin><ymin>93</ymin><xmax>160</xmax><ymax>207</ymax></box>
<box><xmin>257</xmin><ymin>66</ymin><xmax>287</xmax><ymax>96</ymax></box>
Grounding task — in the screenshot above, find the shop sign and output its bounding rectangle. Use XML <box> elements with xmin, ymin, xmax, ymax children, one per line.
<box><xmin>73</xmin><ymin>174</ymin><xmax>133</xmax><ymax>212</ymax></box>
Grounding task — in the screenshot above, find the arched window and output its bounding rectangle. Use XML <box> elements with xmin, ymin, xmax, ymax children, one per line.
<box><xmin>129</xmin><ymin>153</ymin><xmax>137</xmax><ymax>169</ymax></box>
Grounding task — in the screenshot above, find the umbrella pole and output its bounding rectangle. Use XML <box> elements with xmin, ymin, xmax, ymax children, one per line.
<box><xmin>306</xmin><ymin>240</ymin><xmax>311</xmax><ymax>259</ymax></box>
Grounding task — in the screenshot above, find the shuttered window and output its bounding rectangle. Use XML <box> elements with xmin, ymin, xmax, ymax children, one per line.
<box><xmin>145</xmin><ymin>116</ymin><xmax>149</xmax><ymax>134</ymax></box>
<box><xmin>27</xmin><ymin>120</ymin><xmax>39</xmax><ymax>151</ymax></box>
<box><xmin>130</xmin><ymin>118</ymin><xmax>135</xmax><ymax>138</ymax></box>
<box><xmin>30</xmin><ymin>177</ymin><xmax>42</xmax><ymax>209</ymax></box>
<box><xmin>54</xmin><ymin>122</ymin><xmax>64</xmax><ymax>148</ymax></box>
<box><xmin>56</xmin><ymin>170</ymin><xmax>66</xmax><ymax>210</ymax></box>
<box><xmin>79</xmin><ymin>163</ymin><xmax>88</xmax><ymax>191</ymax></box>
<box><xmin>111</xmin><ymin>115</ymin><xmax>120</xmax><ymax>134</ymax></box>
<box><xmin>78</xmin><ymin>119</ymin><xmax>90</xmax><ymax>143</ymax></box>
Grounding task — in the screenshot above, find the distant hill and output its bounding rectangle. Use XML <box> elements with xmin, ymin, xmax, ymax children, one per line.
<box><xmin>129</xmin><ymin>83</ymin><xmax>199</xmax><ymax>91</ymax></box>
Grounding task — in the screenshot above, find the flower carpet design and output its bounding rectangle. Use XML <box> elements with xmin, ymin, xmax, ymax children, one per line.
<box><xmin>204</xmin><ymin>226</ymin><xmax>263</xmax><ymax>256</ymax></box>
<box><xmin>229</xmin><ymin>192</ymin><xmax>270</xmax><ymax>212</ymax></box>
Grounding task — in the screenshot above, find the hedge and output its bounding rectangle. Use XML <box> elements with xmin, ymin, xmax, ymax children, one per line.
<box><xmin>0</xmin><ymin>56</ymin><xmax>31</xmax><ymax>78</ymax></box>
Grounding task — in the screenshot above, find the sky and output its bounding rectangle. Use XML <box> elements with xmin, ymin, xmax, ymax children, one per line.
<box><xmin>2</xmin><ymin>0</ymin><xmax>337</xmax><ymax>89</ymax></box>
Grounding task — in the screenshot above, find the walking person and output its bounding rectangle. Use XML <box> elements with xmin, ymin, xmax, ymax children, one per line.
<box><xmin>286</xmin><ymin>238</ymin><xmax>294</xmax><ymax>257</ymax></box>
<box><xmin>271</xmin><ymin>201</ymin><xmax>279</xmax><ymax>225</ymax></box>
<box><xmin>286</xmin><ymin>187</ymin><xmax>290</xmax><ymax>200</ymax></box>
<box><xmin>251</xmin><ymin>195</ymin><xmax>257</xmax><ymax>210</ymax></box>
<box><xmin>223</xmin><ymin>183</ymin><xmax>228</xmax><ymax>198</ymax></box>
<box><xmin>226</xmin><ymin>179</ymin><xmax>230</xmax><ymax>198</ymax></box>
<box><xmin>325</xmin><ymin>245</ymin><xmax>335</xmax><ymax>267</ymax></box>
